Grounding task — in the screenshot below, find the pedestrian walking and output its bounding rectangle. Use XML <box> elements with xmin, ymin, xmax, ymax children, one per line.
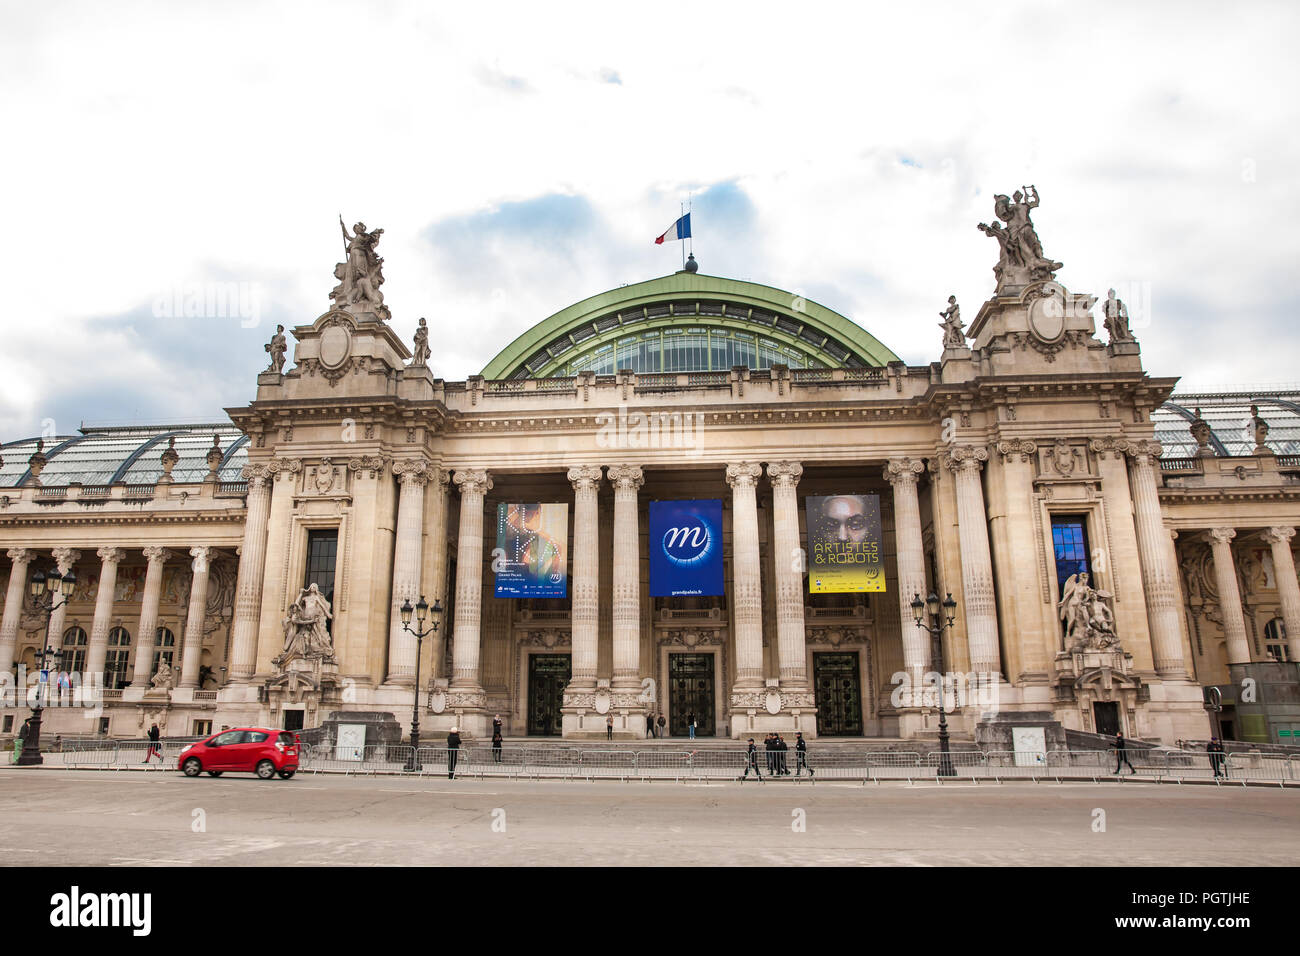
<box><xmin>446</xmin><ymin>726</ymin><xmax>462</xmax><ymax>779</ymax></box>
<box><xmin>492</xmin><ymin>728</ymin><xmax>503</xmax><ymax>763</ymax></box>
<box><xmin>795</xmin><ymin>732</ymin><xmax>814</xmax><ymax>776</ymax></box>
<box><xmin>742</xmin><ymin>737</ymin><xmax>763</xmax><ymax>780</ymax></box>
<box><xmin>657</xmin><ymin>712</ymin><xmax>667</xmax><ymax>739</ymax></box>
<box><xmin>687</xmin><ymin>711</ymin><xmax>696</xmax><ymax>740</ymax></box>
<box><xmin>143</xmin><ymin>723</ymin><xmax>162</xmax><ymax>763</ymax></box>
<box><xmin>1112</xmin><ymin>731</ymin><xmax>1136</xmax><ymax>775</ymax></box>
<box><xmin>1208</xmin><ymin>737</ymin><xmax>1226</xmax><ymax>778</ymax></box>
<box><xmin>606</xmin><ymin>715</ymin><xmax>614</xmax><ymax>741</ymax></box>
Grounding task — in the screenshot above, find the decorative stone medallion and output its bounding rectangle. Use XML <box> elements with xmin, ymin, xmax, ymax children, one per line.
<box><xmin>1027</xmin><ymin>284</ymin><xmax>1066</xmax><ymax>344</ymax></box>
<box><xmin>319</xmin><ymin>324</ymin><xmax>351</xmax><ymax>369</ymax></box>
<box><xmin>764</xmin><ymin>689</ymin><xmax>782</xmax><ymax>716</ymax></box>
<box><xmin>429</xmin><ymin>689</ymin><xmax>447</xmax><ymax>714</ymax></box>
<box><xmin>593</xmin><ymin>688</ymin><xmax>612</xmax><ymax>715</ymax></box>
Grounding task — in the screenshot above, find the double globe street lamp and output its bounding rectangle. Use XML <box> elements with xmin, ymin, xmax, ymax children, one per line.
<box><xmin>17</xmin><ymin>568</ymin><xmax>78</xmax><ymax>765</ymax></box>
<box><xmin>911</xmin><ymin>591</ymin><xmax>957</xmax><ymax>778</ymax></box>
<box><xmin>399</xmin><ymin>595</ymin><xmax>442</xmax><ymax>771</ymax></box>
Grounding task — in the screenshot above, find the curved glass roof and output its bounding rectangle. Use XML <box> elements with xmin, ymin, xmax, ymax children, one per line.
<box><xmin>0</xmin><ymin>424</ymin><xmax>248</xmax><ymax>489</ymax></box>
<box><xmin>1154</xmin><ymin>390</ymin><xmax>1300</xmax><ymax>458</ymax></box>
<box><xmin>481</xmin><ymin>271</ymin><xmax>900</xmax><ymax>380</ymax></box>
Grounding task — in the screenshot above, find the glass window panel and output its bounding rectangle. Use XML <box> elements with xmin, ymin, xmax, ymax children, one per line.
<box><xmin>1051</xmin><ymin>515</ymin><xmax>1091</xmax><ymax>598</ymax></box>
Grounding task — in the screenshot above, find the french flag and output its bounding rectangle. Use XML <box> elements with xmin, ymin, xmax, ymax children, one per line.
<box><xmin>654</xmin><ymin>213</ymin><xmax>691</xmax><ymax>245</ymax></box>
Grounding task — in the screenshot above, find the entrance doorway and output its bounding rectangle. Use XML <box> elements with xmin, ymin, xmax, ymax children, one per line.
<box><xmin>668</xmin><ymin>653</ymin><xmax>715</xmax><ymax>736</ymax></box>
<box><xmin>527</xmin><ymin>654</ymin><xmax>570</xmax><ymax>736</ymax></box>
<box><xmin>283</xmin><ymin>710</ymin><xmax>305</xmax><ymax>732</ymax></box>
<box><xmin>1093</xmin><ymin>701</ymin><xmax>1120</xmax><ymax>737</ymax></box>
<box><xmin>814</xmin><ymin>652</ymin><xmax>863</xmax><ymax>736</ymax></box>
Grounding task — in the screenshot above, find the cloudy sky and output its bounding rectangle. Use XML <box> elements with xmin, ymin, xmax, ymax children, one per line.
<box><xmin>1</xmin><ymin>0</ymin><xmax>1296</xmax><ymax>438</ymax></box>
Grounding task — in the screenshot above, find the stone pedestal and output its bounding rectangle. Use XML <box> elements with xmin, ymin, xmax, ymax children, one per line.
<box><xmin>318</xmin><ymin>710</ymin><xmax>402</xmax><ymax>750</ymax></box>
<box><xmin>975</xmin><ymin>710</ymin><xmax>1066</xmax><ymax>753</ymax></box>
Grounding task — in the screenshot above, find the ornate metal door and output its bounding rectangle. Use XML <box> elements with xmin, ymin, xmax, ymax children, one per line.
<box><xmin>1093</xmin><ymin>701</ymin><xmax>1120</xmax><ymax>737</ymax></box>
<box><xmin>814</xmin><ymin>652</ymin><xmax>863</xmax><ymax>736</ymax></box>
<box><xmin>527</xmin><ymin>654</ymin><xmax>570</xmax><ymax>736</ymax></box>
<box><xmin>669</xmin><ymin>653</ymin><xmax>715</xmax><ymax>736</ymax></box>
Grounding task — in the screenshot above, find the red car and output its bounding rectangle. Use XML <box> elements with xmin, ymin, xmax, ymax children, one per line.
<box><xmin>177</xmin><ymin>727</ymin><xmax>299</xmax><ymax>779</ymax></box>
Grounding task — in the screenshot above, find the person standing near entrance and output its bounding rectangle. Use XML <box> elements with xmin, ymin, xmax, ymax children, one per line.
<box><xmin>1112</xmin><ymin>731</ymin><xmax>1135</xmax><ymax>775</ymax></box>
<box><xmin>1208</xmin><ymin>737</ymin><xmax>1226</xmax><ymax>778</ymax></box>
<box><xmin>491</xmin><ymin>728</ymin><xmax>503</xmax><ymax>763</ymax></box>
<box><xmin>657</xmin><ymin>712</ymin><xmax>667</xmax><ymax>739</ymax></box>
<box><xmin>646</xmin><ymin>711</ymin><xmax>655</xmax><ymax>738</ymax></box>
<box><xmin>446</xmin><ymin>727</ymin><xmax>461</xmax><ymax>779</ymax></box>
<box><xmin>606</xmin><ymin>715</ymin><xmax>614</xmax><ymax>741</ymax></box>
<box><xmin>742</xmin><ymin>738</ymin><xmax>763</xmax><ymax>780</ymax></box>
<box><xmin>795</xmin><ymin>732</ymin><xmax>814</xmax><ymax>776</ymax></box>
<box><xmin>687</xmin><ymin>711</ymin><xmax>696</xmax><ymax>740</ymax></box>
<box><xmin>492</xmin><ymin>714</ymin><xmax>503</xmax><ymax>738</ymax></box>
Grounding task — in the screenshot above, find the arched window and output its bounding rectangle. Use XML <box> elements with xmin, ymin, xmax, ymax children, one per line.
<box><xmin>61</xmin><ymin>627</ymin><xmax>87</xmax><ymax>675</ymax></box>
<box><xmin>152</xmin><ymin>626</ymin><xmax>176</xmax><ymax>676</ymax></box>
<box><xmin>106</xmin><ymin>627</ymin><xmax>131</xmax><ymax>689</ymax></box>
<box><xmin>1264</xmin><ymin>617</ymin><xmax>1290</xmax><ymax>662</ymax></box>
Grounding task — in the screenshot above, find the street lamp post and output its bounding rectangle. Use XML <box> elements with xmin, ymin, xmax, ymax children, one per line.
<box><xmin>17</xmin><ymin>567</ymin><xmax>77</xmax><ymax>766</ymax></box>
<box><xmin>911</xmin><ymin>591</ymin><xmax>958</xmax><ymax>778</ymax></box>
<box><xmin>399</xmin><ymin>595</ymin><xmax>442</xmax><ymax>771</ymax></box>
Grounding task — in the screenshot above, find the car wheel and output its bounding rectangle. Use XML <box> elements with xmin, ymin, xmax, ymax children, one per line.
<box><xmin>183</xmin><ymin>758</ymin><xmax>202</xmax><ymax>777</ymax></box>
<box><xmin>207</xmin><ymin>771</ymin><xmax>223</xmax><ymax>777</ymax></box>
<box><xmin>256</xmin><ymin>759</ymin><xmax>276</xmax><ymax>780</ymax></box>
<box><xmin>277</xmin><ymin>769</ymin><xmax>295</xmax><ymax>779</ymax></box>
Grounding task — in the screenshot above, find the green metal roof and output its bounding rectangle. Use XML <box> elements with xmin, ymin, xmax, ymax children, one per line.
<box><xmin>480</xmin><ymin>272</ymin><xmax>900</xmax><ymax>380</ymax></box>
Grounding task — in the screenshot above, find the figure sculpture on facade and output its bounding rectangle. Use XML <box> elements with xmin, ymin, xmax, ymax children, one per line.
<box><xmin>265</xmin><ymin>324</ymin><xmax>288</xmax><ymax>373</ymax></box>
<box><xmin>331</xmin><ymin>217</ymin><xmax>392</xmax><ymax>320</ymax></box>
<box><xmin>938</xmin><ymin>295</ymin><xmax>965</xmax><ymax>349</ymax></box>
<box><xmin>1250</xmin><ymin>405</ymin><xmax>1271</xmax><ymax>455</ymax></box>
<box><xmin>411</xmin><ymin>317</ymin><xmax>431</xmax><ymax>367</ymax></box>
<box><xmin>1102</xmin><ymin>289</ymin><xmax>1135</xmax><ymax>344</ymax></box>
<box><xmin>1190</xmin><ymin>408</ymin><xmax>1215</xmax><ymax>458</ymax></box>
<box><xmin>150</xmin><ymin>660</ymin><xmax>176</xmax><ymax>691</ymax></box>
<box><xmin>978</xmin><ymin>185</ymin><xmax>1063</xmax><ymax>288</ymax></box>
<box><xmin>275</xmin><ymin>583</ymin><xmax>335</xmax><ymax>667</ymax></box>
<box><xmin>1057</xmin><ymin>572</ymin><xmax>1119</xmax><ymax>651</ymax></box>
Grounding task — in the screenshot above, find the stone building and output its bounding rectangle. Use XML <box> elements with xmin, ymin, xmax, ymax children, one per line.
<box><xmin>2</xmin><ymin>195</ymin><xmax>1298</xmax><ymax>744</ymax></box>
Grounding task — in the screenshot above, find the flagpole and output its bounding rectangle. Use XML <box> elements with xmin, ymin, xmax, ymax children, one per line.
<box><xmin>680</xmin><ymin>200</ymin><xmax>685</xmax><ymax>269</ymax></box>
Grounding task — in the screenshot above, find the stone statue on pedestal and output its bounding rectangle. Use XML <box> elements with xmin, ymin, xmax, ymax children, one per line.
<box><xmin>411</xmin><ymin>317</ymin><xmax>431</xmax><ymax>367</ymax></box>
<box><xmin>1057</xmin><ymin>572</ymin><xmax>1119</xmax><ymax>651</ymax></box>
<box><xmin>1102</xmin><ymin>289</ymin><xmax>1135</xmax><ymax>343</ymax></box>
<box><xmin>978</xmin><ymin>185</ymin><xmax>1063</xmax><ymax>289</ymax></box>
<box><xmin>1250</xmin><ymin>405</ymin><xmax>1272</xmax><ymax>455</ymax></box>
<box><xmin>150</xmin><ymin>660</ymin><xmax>176</xmax><ymax>691</ymax></box>
<box><xmin>938</xmin><ymin>295</ymin><xmax>965</xmax><ymax>349</ymax></box>
<box><xmin>331</xmin><ymin>217</ymin><xmax>392</xmax><ymax>321</ymax></box>
<box><xmin>265</xmin><ymin>324</ymin><xmax>288</xmax><ymax>373</ymax></box>
<box><xmin>275</xmin><ymin>583</ymin><xmax>336</xmax><ymax>668</ymax></box>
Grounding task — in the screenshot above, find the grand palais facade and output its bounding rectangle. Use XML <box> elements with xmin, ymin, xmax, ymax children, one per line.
<box><xmin>2</xmin><ymin>195</ymin><xmax>1299</xmax><ymax>746</ymax></box>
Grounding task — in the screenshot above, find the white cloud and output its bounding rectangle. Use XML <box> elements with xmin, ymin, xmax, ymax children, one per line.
<box><xmin>0</xmin><ymin>0</ymin><xmax>1297</xmax><ymax>434</ymax></box>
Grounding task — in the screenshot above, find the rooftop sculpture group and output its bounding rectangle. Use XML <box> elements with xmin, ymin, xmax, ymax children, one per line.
<box><xmin>331</xmin><ymin>216</ymin><xmax>391</xmax><ymax>320</ymax></box>
<box><xmin>978</xmin><ymin>185</ymin><xmax>1063</xmax><ymax>289</ymax></box>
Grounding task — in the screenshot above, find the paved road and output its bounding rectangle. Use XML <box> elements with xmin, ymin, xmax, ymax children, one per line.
<box><xmin>1</xmin><ymin>769</ymin><xmax>1296</xmax><ymax>866</ymax></box>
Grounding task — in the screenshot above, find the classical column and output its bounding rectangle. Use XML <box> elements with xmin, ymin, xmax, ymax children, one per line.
<box><xmin>179</xmin><ymin>547</ymin><xmax>214</xmax><ymax>689</ymax></box>
<box><xmin>47</xmin><ymin>548</ymin><xmax>81</xmax><ymax>653</ymax></box>
<box><xmin>885</xmin><ymin>458</ymin><xmax>930</xmax><ymax>686</ymax></box>
<box><xmin>228</xmin><ymin>465</ymin><xmax>272</xmax><ymax>682</ymax></box>
<box><xmin>130</xmin><ymin>547</ymin><xmax>172</xmax><ymax>687</ymax></box>
<box><xmin>1125</xmin><ymin>440</ymin><xmax>1189</xmax><ymax>677</ymax></box>
<box><xmin>1263</xmin><ymin>527</ymin><xmax>1300</xmax><ymax>662</ymax></box>
<box><xmin>1205</xmin><ymin>528</ymin><xmax>1252</xmax><ymax>665</ymax></box>
<box><xmin>728</xmin><ymin>462</ymin><xmax>765</xmax><ymax>690</ymax></box>
<box><xmin>0</xmin><ymin>549</ymin><xmax>36</xmax><ymax>673</ymax></box>
<box><xmin>607</xmin><ymin>464</ymin><xmax>644</xmax><ymax>694</ymax></box>
<box><xmin>942</xmin><ymin>447</ymin><xmax>1002</xmax><ymax>676</ymax></box>
<box><xmin>386</xmin><ymin>459</ymin><xmax>431</xmax><ymax>684</ymax></box>
<box><xmin>566</xmin><ymin>465</ymin><xmax>603</xmax><ymax>692</ymax></box>
<box><xmin>767</xmin><ymin>461</ymin><xmax>807</xmax><ymax>689</ymax></box>
<box><xmin>449</xmin><ymin>469</ymin><xmax>492</xmax><ymax>701</ymax></box>
<box><xmin>85</xmin><ymin>548</ymin><xmax>126</xmax><ymax>682</ymax></box>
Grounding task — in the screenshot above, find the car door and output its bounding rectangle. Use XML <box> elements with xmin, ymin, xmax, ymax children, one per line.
<box><xmin>238</xmin><ymin>731</ymin><xmax>271</xmax><ymax>771</ymax></box>
<box><xmin>205</xmin><ymin>730</ymin><xmax>245</xmax><ymax>770</ymax></box>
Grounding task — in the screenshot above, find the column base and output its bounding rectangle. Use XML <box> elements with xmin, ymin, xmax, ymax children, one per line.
<box><xmin>727</xmin><ymin>687</ymin><xmax>818</xmax><ymax>739</ymax></box>
<box><xmin>562</xmin><ymin>710</ymin><xmax>647</xmax><ymax>739</ymax></box>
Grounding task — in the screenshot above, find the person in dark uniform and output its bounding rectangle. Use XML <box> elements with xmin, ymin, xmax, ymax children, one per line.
<box><xmin>647</xmin><ymin>712</ymin><xmax>655</xmax><ymax>739</ymax></box>
<box><xmin>492</xmin><ymin>714</ymin><xmax>503</xmax><ymax>738</ymax></box>
<box><xmin>764</xmin><ymin>734</ymin><xmax>775</xmax><ymax>774</ymax></box>
<box><xmin>491</xmin><ymin>728</ymin><xmax>503</xmax><ymax>763</ymax></box>
<box><xmin>795</xmin><ymin>732</ymin><xmax>814</xmax><ymax>776</ymax></box>
<box><xmin>1208</xmin><ymin>737</ymin><xmax>1226</xmax><ymax>778</ymax></box>
<box><xmin>1112</xmin><ymin>731</ymin><xmax>1135</xmax><ymax>774</ymax></box>
<box><xmin>777</xmin><ymin>734</ymin><xmax>791</xmax><ymax>775</ymax></box>
<box><xmin>742</xmin><ymin>738</ymin><xmax>763</xmax><ymax>780</ymax></box>
<box><xmin>446</xmin><ymin>727</ymin><xmax>462</xmax><ymax>779</ymax></box>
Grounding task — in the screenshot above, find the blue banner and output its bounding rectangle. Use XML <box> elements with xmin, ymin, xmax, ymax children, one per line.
<box><xmin>649</xmin><ymin>499</ymin><xmax>724</xmax><ymax>597</ymax></box>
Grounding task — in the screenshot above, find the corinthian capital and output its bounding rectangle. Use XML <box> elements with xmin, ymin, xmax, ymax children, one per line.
<box><xmin>266</xmin><ymin>457</ymin><xmax>303</xmax><ymax>477</ymax></box>
<box><xmin>189</xmin><ymin>546</ymin><xmax>215</xmax><ymax>574</ymax></box>
<box><xmin>995</xmin><ymin>440</ymin><xmax>1038</xmax><ymax>463</ymax></box>
<box><xmin>392</xmin><ymin>458</ymin><xmax>432</xmax><ymax>486</ymax></box>
<box><xmin>241</xmin><ymin>463</ymin><xmax>273</xmax><ymax>483</ymax></box>
<box><xmin>453</xmin><ymin>468</ymin><xmax>493</xmax><ymax>496</ymax></box>
<box><xmin>941</xmin><ymin>445</ymin><xmax>988</xmax><ymax>474</ymax></box>
<box><xmin>606</xmin><ymin>464</ymin><xmax>644</xmax><ymax>492</ymax></box>
<box><xmin>346</xmin><ymin>455</ymin><xmax>388</xmax><ymax>479</ymax></box>
<box><xmin>1206</xmin><ymin>528</ymin><xmax>1237</xmax><ymax>548</ymax></box>
<box><xmin>1088</xmin><ymin>436</ymin><xmax>1132</xmax><ymax>461</ymax></box>
<box><xmin>725</xmin><ymin>462</ymin><xmax>763</xmax><ymax>489</ymax></box>
<box><xmin>883</xmin><ymin>457</ymin><xmax>925</xmax><ymax>485</ymax></box>
<box><xmin>567</xmin><ymin>464</ymin><xmax>603</xmax><ymax>492</ymax></box>
<box><xmin>1124</xmin><ymin>439</ymin><xmax>1163</xmax><ymax>466</ymax></box>
<box><xmin>5</xmin><ymin>548</ymin><xmax>36</xmax><ymax>565</ymax></box>
<box><xmin>1263</xmin><ymin>526</ymin><xmax>1296</xmax><ymax>546</ymax></box>
<box><xmin>142</xmin><ymin>546</ymin><xmax>173</xmax><ymax>566</ymax></box>
<box><xmin>52</xmin><ymin>548</ymin><xmax>81</xmax><ymax>574</ymax></box>
<box><xmin>766</xmin><ymin>461</ymin><xmax>803</xmax><ymax>489</ymax></box>
<box><xmin>96</xmin><ymin>547</ymin><xmax>127</xmax><ymax>566</ymax></box>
